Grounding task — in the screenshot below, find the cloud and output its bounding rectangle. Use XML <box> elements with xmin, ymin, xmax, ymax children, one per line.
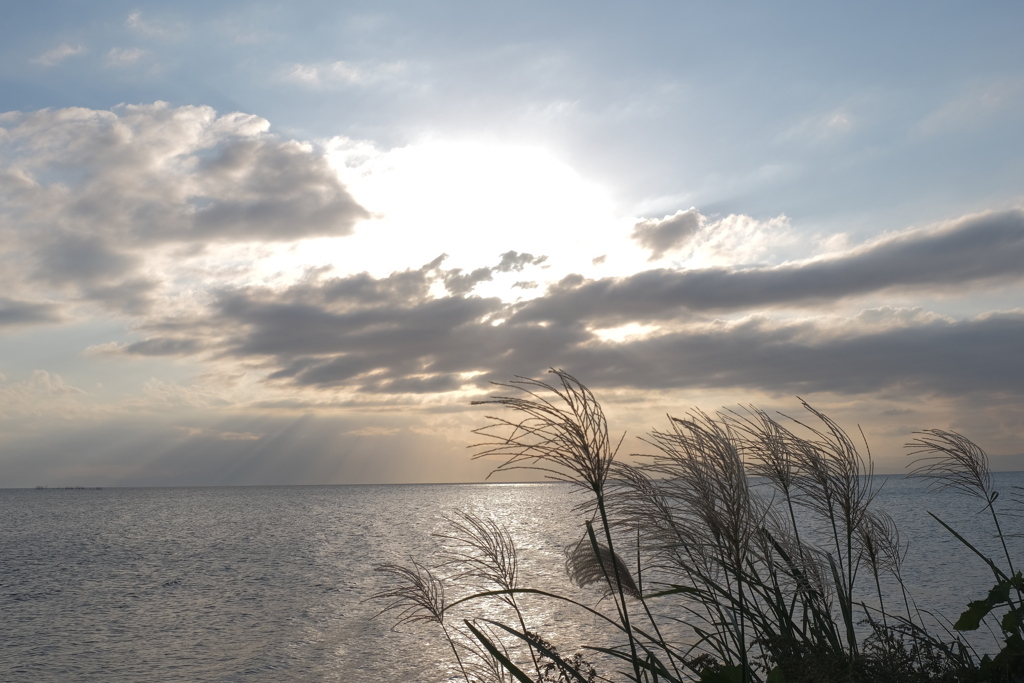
<box><xmin>117</xmin><ymin>256</ymin><xmax>563</xmax><ymax>394</ymax></box>
<box><xmin>228</xmin><ymin>288</ymin><xmax>505</xmax><ymax>389</ymax></box>
<box><xmin>25</xmin><ymin>370</ymin><xmax>83</xmax><ymax>394</ymax></box>
<box><xmin>553</xmin><ymin>311</ymin><xmax>1024</xmax><ymax>398</ymax></box>
<box><xmin>1</xmin><ymin>103</ymin><xmax>367</xmax><ymax>244</ymax></box>
<box><xmin>31</xmin><ymin>44</ymin><xmax>86</xmax><ymax>67</ymax></box>
<box><xmin>852</xmin><ymin>306</ymin><xmax>953</xmax><ymax>329</ymax></box>
<box><xmin>26</xmin><ymin>233</ymin><xmax>157</xmax><ymax>314</ymax></box>
<box><xmin>177</xmin><ymin>426</ymin><xmax>262</xmax><ymax>441</ymax></box>
<box><xmin>776</xmin><ymin>107</ymin><xmax>854</xmax><ymax>145</ymax></box>
<box><xmin>4</xmin><ymin>104</ymin><xmax>1019</xmax><ymax>440</ymax></box>
<box><xmin>0</xmin><ymin>298</ymin><xmax>62</xmax><ymax>326</ymax></box>
<box><xmin>917</xmin><ymin>77</ymin><xmax>1024</xmax><ymax>135</ymax></box>
<box><xmin>128</xmin><ymin>262</ymin><xmax>1024</xmax><ymax>403</ymax></box>
<box><xmin>125</xmin><ymin>11</ymin><xmax>185</xmax><ymax>40</ymax></box>
<box><xmin>632</xmin><ymin>208</ymin><xmax>702</xmax><ymax>260</ymax></box>
<box><xmin>516</xmin><ymin>209</ymin><xmax>1024</xmax><ymax>325</ymax></box>
<box><xmin>443</xmin><ymin>266</ymin><xmax>493</xmax><ymax>296</ymax></box>
<box><xmin>113</xmin><ymin>222</ymin><xmax>1024</xmax><ymax>405</ymax></box>
<box><xmin>496</xmin><ymin>250</ymin><xmax>547</xmax><ymax>272</ymax></box>
<box><xmin>140</xmin><ymin>378</ymin><xmax>234</xmax><ymax>409</ymax></box>
<box><xmin>689</xmin><ymin>213</ymin><xmax>796</xmax><ymax>266</ymax></box>
<box><xmin>123</xmin><ymin>337</ymin><xmax>206</xmax><ymax>356</ymax></box>
<box><xmin>105</xmin><ymin>47</ymin><xmax>150</xmax><ymax>67</ymax></box>
<box><xmin>344</xmin><ymin>426</ymin><xmax>401</xmax><ymax>436</ymax></box>
<box><xmin>0</xmin><ymin>103</ymin><xmax>369</xmax><ymax>315</ymax></box>
<box><xmin>631</xmin><ymin>209</ymin><xmax>795</xmax><ymax>264</ymax></box>
<box><xmin>188</xmin><ymin>138</ymin><xmax>369</xmax><ymax>240</ymax></box>
<box><xmin>82</xmin><ymin>278</ymin><xmax>160</xmax><ymax>315</ymax></box>
<box><xmin>0</xmin><ymin>370</ymin><xmax>87</xmax><ymax>421</ymax></box>
<box><xmin>283</xmin><ymin>60</ymin><xmax>409</xmax><ymax>88</ymax></box>
<box><xmin>33</xmin><ymin>235</ymin><xmax>139</xmax><ymax>286</ymax></box>
<box><xmin>440</xmin><ymin>251</ymin><xmax>548</xmax><ymax>295</ymax></box>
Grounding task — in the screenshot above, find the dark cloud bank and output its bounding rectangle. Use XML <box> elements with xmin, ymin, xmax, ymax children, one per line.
<box><xmin>523</xmin><ymin>209</ymin><xmax>1024</xmax><ymax>324</ymax></box>
<box><xmin>0</xmin><ymin>297</ymin><xmax>61</xmax><ymax>326</ymax></box>
<box><xmin>125</xmin><ymin>209</ymin><xmax>1024</xmax><ymax>401</ymax></box>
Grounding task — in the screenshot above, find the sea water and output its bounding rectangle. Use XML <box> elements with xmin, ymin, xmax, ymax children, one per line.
<box><xmin>2</xmin><ymin>475</ymin><xmax>1023</xmax><ymax>682</ymax></box>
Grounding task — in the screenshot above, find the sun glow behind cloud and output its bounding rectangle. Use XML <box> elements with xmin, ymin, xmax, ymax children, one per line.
<box><xmin>311</xmin><ymin>139</ymin><xmax>645</xmax><ymax>297</ymax></box>
<box><xmin>141</xmin><ymin>130</ymin><xmax>812</xmax><ymax>309</ymax></box>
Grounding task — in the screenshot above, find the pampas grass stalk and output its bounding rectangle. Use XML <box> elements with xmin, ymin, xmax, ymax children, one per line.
<box><xmin>372</xmin><ymin>560</ymin><xmax>473</xmax><ymax>682</ymax></box>
<box><xmin>437</xmin><ymin>509</ymin><xmax>543</xmax><ymax>677</ymax></box>
<box><xmin>471</xmin><ymin>370</ymin><xmax>644</xmax><ymax>681</ymax></box>
<box><xmin>371</xmin><ymin>371</ymin><xmax>1013</xmax><ymax>682</ymax></box>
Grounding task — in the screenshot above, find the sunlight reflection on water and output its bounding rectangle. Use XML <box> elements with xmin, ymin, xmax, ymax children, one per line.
<box><xmin>1</xmin><ymin>475</ymin><xmax>1022</xmax><ymax>682</ymax></box>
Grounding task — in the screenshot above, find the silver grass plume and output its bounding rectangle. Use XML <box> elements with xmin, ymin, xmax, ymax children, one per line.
<box><xmin>856</xmin><ymin>509</ymin><xmax>906</xmax><ymax>578</ymax></box>
<box><xmin>907</xmin><ymin>429</ymin><xmax>1021</xmax><ymax>600</ymax></box>
<box><xmin>565</xmin><ymin>536</ymin><xmax>641</xmax><ymax>599</ymax></box>
<box><xmin>642</xmin><ymin>410</ymin><xmax>761</xmax><ymax>566</ymax></box>
<box><xmin>372</xmin><ymin>561</ymin><xmax>474</xmax><ymax>682</ymax></box>
<box><xmin>438</xmin><ymin>510</ymin><xmax>520</xmax><ymax>595</ymax></box>
<box><xmin>907</xmin><ymin>429</ymin><xmax>995</xmax><ymax>503</ymax></box>
<box><xmin>471</xmin><ymin>369</ymin><xmax>621</xmax><ymax>494</ymax></box>
<box><xmin>372</xmin><ymin>560</ymin><xmax>449</xmax><ymax>627</ymax></box>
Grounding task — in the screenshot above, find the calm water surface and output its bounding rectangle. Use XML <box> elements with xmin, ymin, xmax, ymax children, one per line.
<box><xmin>2</xmin><ymin>475</ymin><xmax>1023</xmax><ymax>682</ymax></box>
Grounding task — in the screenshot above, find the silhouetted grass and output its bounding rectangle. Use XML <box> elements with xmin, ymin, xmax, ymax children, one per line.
<box><xmin>373</xmin><ymin>370</ymin><xmax>1024</xmax><ymax>682</ymax></box>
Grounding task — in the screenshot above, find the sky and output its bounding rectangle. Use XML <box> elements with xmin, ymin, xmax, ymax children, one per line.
<box><xmin>1</xmin><ymin>1</ymin><xmax>1023</xmax><ymax>486</ymax></box>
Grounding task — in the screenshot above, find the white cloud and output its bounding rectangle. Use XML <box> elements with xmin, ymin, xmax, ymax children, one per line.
<box><xmin>31</xmin><ymin>44</ymin><xmax>86</xmax><ymax>67</ymax></box>
<box><xmin>286</xmin><ymin>64</ymin><xmax>320</xmax><ymax>85</ymax></box>
<box><xmin>105</xmin><ymin>47</ymin><xmax>150</xmax><ymax>67</ymax></box>
<box><xmin>688</xmin><ymin>213</ymin><xmax>796</xmax><ymax>267</ymax></box>
<box><xmin>633</xmin><ymin>209</ymin><xmax>797</xmax><ymax>267</ymax></box>
<box><xmin>591</xmin><ymin>322</ymin><xmax>662</xmax><ymax>343</ymax></box>
<box><xmin>140</xmin><ymin>378</ymin><xmax>235</xmax><ymax>409</ymax></box>
<box><xmin>852</xmin><ymin>306</ymin><xmax>955</xmax><ymax>329</ymax></box>
<box><xmin>125</xmin><ymin>11</ymin><xmax>185</xmax><ymax>40</ymax></box>
<box><xmin>177</xmin><ymin>426</ymin><xmax>262</xmax><ymax>441</ymax></box>
<box><xmin>0</xmin><ymin>102</ymin><xmax>368</xmax><ymax>314</ymax></box>
<box><xmin>82</xmin><ymin>342</ymin><xmax>126</xmax><ymax>357</ymax></box>
<box><xmin>0</xmin><ymin>371</ymin><xmax>87</xmax><ymax>421</ymax></box>
<box><xmin>344</xmin><ymin>426</ymin><xmax>401</xmax><ymax>436</ymax></box>
<box><xmin>776</xmin><ymin>107</ymin><xmax>855</xmax><ymax>145</ymax></box>
<box><xmin>26</xmin><ymin>369</ymin><xmax>84</xmax><ymax>395</ymax></box>
<box><xmin>283</xmin><ymin>60</ymin><xmax>409</xmax><ymax>87</ymax></box>
<box><xmin>916</xmin><ymin>77</ymin><xmax>1024</xmax><ymax>135</ymax></box>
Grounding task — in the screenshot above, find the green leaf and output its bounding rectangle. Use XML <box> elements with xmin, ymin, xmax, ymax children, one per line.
<box><xmin>698</xmin><ymin>664</ymin><xmax>743</xmax><ymax>683</ymax></box>
<box><xmin>955</xmin><ymin>599</ymin><xmax>993</xmax><ymax>631</ymax></box>
<box><xmin>644</xmin><ymin>584</ymin><xmax>701</xmax><ymax>599</ymax></box>
<box><xmin>464</xmin><ymin>620</ymin><xmax>536</xmax><ymax>683</ymax></box>
<box><xmin>955</xmin><ymin>577</ymin><xmax>1016</xmax><ymax>631</ymax></box>
<box><xmin>1002</xmin><ymin>609</ymin><xmax>1022</xmax><ymax>634</ymax></box>
<box><xmin>767</xmin><ymin>666</ymin><xmax>788</xmax><ymax>683</ymax></box>
<box><xmin>992</xmin><ymin>632</ymin><xmax>1024</xmax><ymax>673</ymax></box>
<box><xmin>988</xmin><ymin>578</ymin><xmax>1012</xmax><ymax>605</ymax></box>
<box><xmin>928</xmin><ymin>513</ymin><xmax>1009</xmax><ymax>583</ymax></box>
<box><xmin>476</xmin><ymin>619</ymin><xmax>594</xmax><ymax>683</ymax></box>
